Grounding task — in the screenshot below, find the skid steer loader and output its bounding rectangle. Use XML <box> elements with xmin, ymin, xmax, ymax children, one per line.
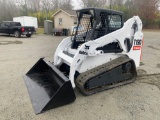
<box><xmin>24</xmin><ymin>8</ymin><xmax>143</xmax><ymax>114</ymax></box>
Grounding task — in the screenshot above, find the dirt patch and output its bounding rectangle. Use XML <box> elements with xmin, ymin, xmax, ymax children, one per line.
<box><xmin>147</xmin><ymin>45</ymin><xmax>159</xmax><ymax>50</ymax></box>
<box><xmin>137</xmin><ymin>69</ymin><xmax>147</xmax><ymax>76</ymax></box>
<box><xmin>139</xmin><ymin>74</ymin><xmax>160</xmax><ymax>90</ymax></box>
<box><xmin>0</xmin><ymin>41</ymin><xmax>22</xmax><ymax>45</ymax></box>
<box><xmin>140</xmin><ymin>62</ymin><xmax>145</xmax><ymax>66</ymax></box>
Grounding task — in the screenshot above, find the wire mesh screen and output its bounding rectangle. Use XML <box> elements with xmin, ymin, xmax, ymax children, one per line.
<box><xmin>72</xmin><ymin>11</ymin><xmax>122</xmax><ymax>47</ymax></box>
<box><xmin>92</xmin><ymin>13</ymin><xmax>108</xmax><ymax>39</ymax></box>
<box><xmin>74</xmin><ymin>14</ymin><xmax>93</xmax><ymax>42</ymax></box>
<box><xmin>108</xmin><ymin>15</ymin><xmax>122</xmax><ymax>29</ymax></box>
<box><xmin>93</xmin><ymin>12</ymin><xmax>122</xmax><ymax>40</ymax></box>
<box><xmin>93</xmin><ymin>13</ymin><xmax>107</xmax><ymax>39</ymax></box>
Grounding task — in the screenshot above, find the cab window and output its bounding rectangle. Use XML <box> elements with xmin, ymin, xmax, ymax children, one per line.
<box><xmin>0</xmin><ymin>23</ymin><xmax>6</xmax><ymax>27</ymax></box>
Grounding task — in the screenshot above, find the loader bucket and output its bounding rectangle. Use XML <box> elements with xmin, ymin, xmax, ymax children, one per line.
<box><xmin>24</xmin><ymin>58</ymin><xmax>76</xmax><ymax>114</ymax></box>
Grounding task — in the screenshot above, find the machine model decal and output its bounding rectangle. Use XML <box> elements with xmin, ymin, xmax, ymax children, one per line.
<box><xmin>133</xmin><ymin>39</ymin><xmax>142</xmax><ymax>50</ymax></box>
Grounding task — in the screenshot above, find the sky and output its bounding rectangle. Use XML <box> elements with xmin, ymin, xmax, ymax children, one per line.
<box><xmin>72</xmin><ymin>0</ymin><xmax>82</xmax><ymax>10</ymax></box>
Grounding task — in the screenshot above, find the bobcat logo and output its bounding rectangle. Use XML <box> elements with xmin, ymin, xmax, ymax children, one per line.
<box><xmin>85</xmin><ymin>45</ymin><xmax>90</xmax><ymax>50</ymax></box>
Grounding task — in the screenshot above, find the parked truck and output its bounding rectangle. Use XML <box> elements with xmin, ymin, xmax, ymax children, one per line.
<box><xmin>0</xmin><ymin>21</ymin><xmax>35</xmax><ymax>38</ymax></box>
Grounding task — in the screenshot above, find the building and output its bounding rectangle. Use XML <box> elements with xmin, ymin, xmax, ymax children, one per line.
<box><xmin>52</xmin><ymin>9</ymin><xmax>78</xmax><ymax>35</ymax></box>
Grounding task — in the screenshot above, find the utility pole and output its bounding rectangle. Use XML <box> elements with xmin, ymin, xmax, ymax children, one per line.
<box><xmin>45</xmin><ymin>9</ymin><xmax>48</xmax><ymax>20</ymax></box>
<box><xmin>110</xmin><ymin>0</ymin><xmax>112</xmax><ymax>9</ymax></box>
<box><xmin>25</xmin><ymin>0</ymin><xmax>28</xmax><ymax>16</ymax></box>
<box><xmin>45</xmin><ymin>6</ymin><xmax>48</xmax><ymax>20</ymax></box>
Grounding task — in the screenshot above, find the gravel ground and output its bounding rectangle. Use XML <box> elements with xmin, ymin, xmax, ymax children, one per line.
<box><xmin>0</xmin><ymin>32</ymin><xmax>160</xmax><ymax>120</ymax></box>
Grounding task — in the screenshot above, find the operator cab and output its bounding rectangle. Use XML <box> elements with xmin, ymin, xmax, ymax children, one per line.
<box><xmin>72</xmin><ymin>8</ymin><xmax>123</xmax><ymax>49</ymax></box>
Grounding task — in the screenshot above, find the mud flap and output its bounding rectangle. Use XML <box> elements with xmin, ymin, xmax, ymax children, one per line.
<box><xmin>24</xmin><ymin>58</ymin><xmax>76</xmax><ymax>114</ymax></box>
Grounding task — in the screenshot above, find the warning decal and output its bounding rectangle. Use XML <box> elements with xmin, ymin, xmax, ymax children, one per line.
<box><xmin>133</xmin><ymin>46</ymin><xmax>141</xmax><ymax>50</ymax></box>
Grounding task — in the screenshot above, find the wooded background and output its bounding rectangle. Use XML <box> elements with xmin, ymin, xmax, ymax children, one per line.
<box><xmin>0</xmin><ymin>0</ymin><xmax>160</xmax><ymax>28</ymax></box>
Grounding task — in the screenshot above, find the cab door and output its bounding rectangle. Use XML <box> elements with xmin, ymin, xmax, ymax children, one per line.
<box><xmin>0</xmin><ymin>23</ymin><xmax>3</xmax><ymax>33</ymax></box>
<box><xmin>0</xmin><ymin>22</ymin><xmax>9</xmax><ymax>33</ymax></box>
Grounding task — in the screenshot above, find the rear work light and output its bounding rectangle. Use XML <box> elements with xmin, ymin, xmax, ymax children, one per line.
<box><xmin>21</xmin><ymin>27</ymin><xmax>25</xmax><ymax>32</ymax></box>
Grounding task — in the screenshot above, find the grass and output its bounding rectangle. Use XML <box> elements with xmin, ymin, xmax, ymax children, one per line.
<box><xmin>37</xmin><ymin>28</ymin><xmax>44</xmax><ymax>34</ymax></box>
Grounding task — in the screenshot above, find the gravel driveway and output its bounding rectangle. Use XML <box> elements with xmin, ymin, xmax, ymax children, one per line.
<box><xmin>0</xmin><ymin>31</ymin><xmax>160</xmax><ymax>120</ymax></box>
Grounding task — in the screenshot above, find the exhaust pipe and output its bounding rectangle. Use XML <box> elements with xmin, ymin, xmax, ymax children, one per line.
<box><xmin>24</xmin><ymin>58</ymin><xmax>76</xmax><ymax>114</ymax></box>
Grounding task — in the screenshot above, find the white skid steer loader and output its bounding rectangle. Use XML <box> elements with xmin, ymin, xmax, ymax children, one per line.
<box><xmin>24</xmin><ymin>8</ymin><xmax>143</xmax><ymax>114</ymax></box>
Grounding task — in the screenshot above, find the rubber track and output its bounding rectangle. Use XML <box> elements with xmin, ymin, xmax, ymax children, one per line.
<box><xmin>75</xmin><ymin>55</ymin><xmax>137</xmax><ymax>95</ymax></box>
